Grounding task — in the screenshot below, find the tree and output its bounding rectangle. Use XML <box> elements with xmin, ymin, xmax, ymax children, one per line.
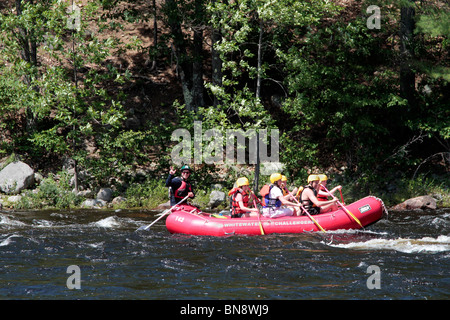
<box><xmin>399</xmin><ymin>1</ymin><xmax>417</xmax><ymax>109</ymax></box>
<box><xmin>205</xmin><ymin>0</ymin><xmax>339</xmax><ymax>127</ymax></box>
<box><xmin>409</xmin><ymin>2</ymin><xmax>450</xmax><ymax>175</ymax></box>
<box><xmin>0</xmin><ymin>0</ymin><xmax>136</xmax><ymax>185</ymax></box>
<box><xmin>164</xmin><ymin>0</ymin><xmax>206</xmax><ymax>113</ymax></box>
<box><xmin>15</xmin><ymin>0</ymin><xmax>38</xmax><ymax>80</ymax></box>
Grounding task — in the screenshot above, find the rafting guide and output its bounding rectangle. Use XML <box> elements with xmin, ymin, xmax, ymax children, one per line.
<box><xmin>170</xmin><ymin>120</ymin><xmax>279</xmax><ymax>166</ymax></box>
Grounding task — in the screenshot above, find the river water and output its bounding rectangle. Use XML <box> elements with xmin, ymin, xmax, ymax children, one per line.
<box><xmin>0</xmin><ymin>207</ymin><xmax>449</xmax><ymax>301</ymax></box>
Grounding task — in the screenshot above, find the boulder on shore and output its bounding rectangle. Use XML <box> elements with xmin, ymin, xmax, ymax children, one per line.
<box><xmin>156</xmin><ymin>200</ymin><xmax>171</xmax><ymax>210</ymax></box>
<box><xmin>0</xmin><ymin>161</ymin><xmax>35</xmax><ymax>194</ymax></box>
<box><xmin>97</xmin><ymin>188</ymin><xmax>113</xmax><ymax>202</ymax></box>
<box><xmin>209</xmin><ymin>190</ymin><xmax>226</xmax><ymax>208</ymax></box>
<box><xmin>81</xmin><ymin>198</ymin><xmax>107</xmax><ymax>209</ymax></box>
<box><xmin>391</xmin><ymin>195</ymin><xmax>437</xmax><ymax>211</ymax></box>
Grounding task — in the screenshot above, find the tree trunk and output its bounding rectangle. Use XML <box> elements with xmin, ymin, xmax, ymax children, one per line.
<box><xmin>15</xmin><ymin>0</ymin><xmax>38</xmax><ymax>131</ymax></box>
<box><xmin>165</xmin><ymin>0</ymin><xmax>205</xmax><ymax>113</ymax></box>
<box><xmin>192</xmin><ymin>25</ymin><xmax>205</xmax><ymax>113</ymax></box>
<box><xmin>210</xmin><ymin>0</ymin><xmax>223</xmax><ymax>108</ymax></box>
<box><xmin>256</xmin><ymin>19</ymin><xmax>263</xmax><ymax>100</ymax></box>
<box><xmin>191</xmin><ymin>0</ymin><xmax>205</xmax><ymax>113</ymax></box>
<box><xmin>15</xmin><ymin>0</ymin><xmax>38</xmax><ymax>79</ymax></box>
<box><xmin>399</xmin><ymin>4</ymin><xmax>416</xmax><ymax>109</ymax></box>
<box><xmin>149</xmin><ymin>0</ymin><xmax>158</xmax><ymax>71</ymax></box>
<box><xmin>211</xmin><ymin>27</ymin><xmax>223</xmax><ymax>107</ymax></box>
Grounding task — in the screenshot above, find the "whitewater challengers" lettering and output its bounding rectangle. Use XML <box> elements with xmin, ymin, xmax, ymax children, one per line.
<box><xmin>223</xmin><ymin>220</ymin><xmax>313</xmax><ymax>228</ymax></box>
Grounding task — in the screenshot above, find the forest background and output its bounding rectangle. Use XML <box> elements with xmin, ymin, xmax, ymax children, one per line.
<box><xmin>0</xmin><ymin>0</ymin><xmax>448</xmax><ymax>210</ymax></box>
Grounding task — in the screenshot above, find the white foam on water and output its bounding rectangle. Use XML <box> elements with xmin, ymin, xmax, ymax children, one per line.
<box><xmin>0</xmin><ymin>215</ymin><xmax>26</xmax><ymax>228</ymax></box>
<box><xmin>87</xmin><ymin>241</ymin><xmax>105</xmax><ymax>248</ymax></box>
<box><xmin>93</xmin><ymin>216</ymin><xmax>120</xmax><ymax>228</ymax></box>
<box><xmin>327</xmin><ymin>235</ymin><xmax>450</xmax><ymax>254</ymax></box>
<box><xmin>0</xmin><ymin>234</ymin><xmax>21</xmax><ymax>247</ymax></box>
<box><xmin>32</xmin><ymin>219</ymin><xmax>54</xmax><ymax>227</ymax></box>
<box><xmin>326</xmin><ymin>228</ymin><xmax>389</xmax><ymax>236</ymax></box>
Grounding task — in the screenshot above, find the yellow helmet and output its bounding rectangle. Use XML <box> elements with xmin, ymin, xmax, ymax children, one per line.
<box><xmin>270</xmin><ymin>173</ymin><xmax>282</xmax><ymax>184</ymax></box>
<box><xmin>281</xmin><ymin>175</ymin><xmax>287</xmax><ymax>181</ymax></box>
<box><xmin>318</xmin><ymin>174</ymin><xmax>328</xmax><ymax>181</ymax></box>
<box><xmin>236</xmin><ymin>177</ymin><xmax>249</xmax><ymax>187</ymax></box>
<box><xmin>307</xmin><ymin>174</ymin><xmax>320</xmax><ymax>183</ymax></box>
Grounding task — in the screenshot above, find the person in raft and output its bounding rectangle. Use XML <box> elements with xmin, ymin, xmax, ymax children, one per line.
<box><xmin>262</xmin><ymin>173</ymin><xmax>302</xmax><ymax>218</ymax></box>
<box><xmin>300</xmin><ymin>174</ymin><xmax>339</xmax><ymax>215</ymax></box>
<box><xmin>280</xmin><ymin>175</ymin><xmax>298</xmax><ymax>202</ymax></box>
<box><xmin>228</xmin><ymin>177</ymin><xmax>259</xmax><ymax>218</ymax></box>
<box><xmin>165</xmin><ymin>165</ymin><xmax>195</xmax><ymax>206</ymax></box>
<box><xmin>317</xmin><ymin>174</ymin><xmax>342</xmax><ymax>203</ymax></box>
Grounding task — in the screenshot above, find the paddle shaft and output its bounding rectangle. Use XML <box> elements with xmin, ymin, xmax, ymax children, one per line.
<box><xmin>339</xmin><ymin>188</ymin><xmax>345</xmax><ymax>204</ymax></box>
<box><xmin>254</xmin><ymin>198</ymin><xmax>265</xmax><ymax>235</ymax></box>
<box><xmin>285</xmin><ymin>188</ymin><xmax>326</xmax><ymax>233</ymax></box>
<box><xmin>137</xmin><ymin>195</ymin><xmax>190</xmax><ymax>231</ymax></box>
<box><xmin>250</xmin><ymin>191</ymin><xmax>265</xmax><ymax>235</ymax></box>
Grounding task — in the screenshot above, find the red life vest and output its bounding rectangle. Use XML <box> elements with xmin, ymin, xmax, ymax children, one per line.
<box><xmin>174</xmin><ymin>180</ymin><xmax>193</xmax><ymax>202</ymax></box>
<box><xmin>229</xmin><ymin>187</ymin><xmax>249</xmax><ymax>218</ymax></box>
<box><xmin>317</xmin><ymin>185</ymin><xmax>328</xmax><ymax>201</ymax></box>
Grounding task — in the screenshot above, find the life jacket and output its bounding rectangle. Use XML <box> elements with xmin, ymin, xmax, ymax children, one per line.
<box><xmin>295</xmin><ymin>186</ymin><xmax>304</xmax><ymax>201</ymax></box>
<box><xmin>263</xmin><ymin>184</ymin><xmax>282</xmax><ymax>208</ymax></box>
<box><xmin>317</xmin><ymin>185</ymin><xmax>328</xmax><ymax>201</ymax></box>
<box><xmin>259</xmin><ymin>184</ymin><xmax>270</xmax><ymax>206</ymax></box>
<box><xmin>173</xmin><ymin>179</ymin><xmax>193</xmax><ymax>202</ymax></box>
<box><xmin>228</xmin><ymin>187</ymin><xmax>249</xmax><ymax>218</ymax></box>
<box><xmin>299</xmin><ymin>185</ymin><xmax>320</xmax><ymax>215</ymax></box>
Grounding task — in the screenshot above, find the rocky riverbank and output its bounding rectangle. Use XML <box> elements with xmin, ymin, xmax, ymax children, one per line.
<box><xmin>0</xmin><ymin>160</ymin><xmax>228</xmax><ymax>211</ymax></box>
<box><xmin>0</xmin><ymin>160</ymin><xmax>448</xmax><ymax>212</ymax></box>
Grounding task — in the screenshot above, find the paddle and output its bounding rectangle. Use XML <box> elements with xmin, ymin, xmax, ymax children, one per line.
<box><xmin>250</xmin><ymin>191</ymin><xmax>265</xmax><ymax>235</ymax></box>
<box><xmin>320</xmin><ymin>184</ymin><xmax>364</xmax><ymax>229</ymax></box>
<box><xmin>285</xmin><ymin>188</ymin><xmax>326</xmax><ymax>233</ymax></box>
<box><xmin>136</xmin><ymin>195</ymin><xmax>190</xmax><ymax>231</ymax></box>
<box><xmin>339</xmin><ymin>188</ymin><xmax>345</xmax><ymax>204</ymax></box>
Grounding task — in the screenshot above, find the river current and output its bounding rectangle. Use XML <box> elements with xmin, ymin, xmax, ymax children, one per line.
<box><xmin>0</xmin><ymin>207</ymin><xmax>448</xmax><ymax>301</ymax></box>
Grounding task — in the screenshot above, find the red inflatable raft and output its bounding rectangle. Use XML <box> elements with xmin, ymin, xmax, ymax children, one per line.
<box><xmin>166</xmin><ymin>196</ymin><xmax>387</xmax><ymax>236</ymax></box>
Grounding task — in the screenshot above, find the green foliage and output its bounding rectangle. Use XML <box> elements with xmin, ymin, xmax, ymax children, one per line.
<box><xmin>416</xmin><ymin>9</ymin><xmax>450</xmax><ymax>39</ymax></box>
<box><xmin>205</xmin><ymin>0</ymin><xmax>339</xmax><ymax>130</ymax></box>
<box><xmin>410</xmin><ymin>6</ymin><xmax>450</xmax><ymax>140</ymax></box>
<box><xmin>15</xmin><ymin>172</ymin><xmax>83</xmax><ymax>209</ymax></box>
<box><xmin>0</xmin><ymin>0</ymin><xmax>448</xmax><ymax>209</ymax></box>
<box><xmin>123</xmin><ymin>179</ymin><xmax>167</xmax><ymax>209</ymax></box>
<box><xmin>0</xmin><ymin>0</ymin><xmax>143</xmax><ymax>186</ymax></box>
<box><xmin>341</xmin><ymin>172</ymin><xmax>450</xmax><ymax>208</ymax></box>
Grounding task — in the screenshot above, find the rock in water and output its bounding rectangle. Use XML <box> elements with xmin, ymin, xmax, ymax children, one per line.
<box><xmin>391</xmin><ymin>195</ymin><xmax>437</xmax><ymax>211</ymax></box>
